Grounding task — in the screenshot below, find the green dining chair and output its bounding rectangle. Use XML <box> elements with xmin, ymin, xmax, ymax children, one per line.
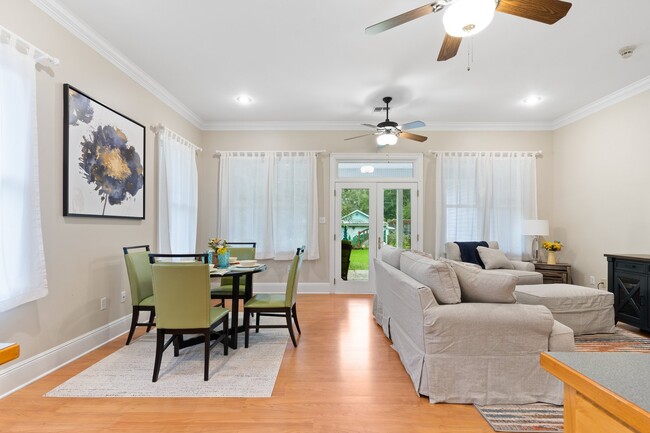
<box><xmin>243</xmin><ymin>246</ymin><xmax>305</xmax><ymax>348</ymax></box>
<box><xmin>149</xmin><ymin>253</ymin><xmax>229</xmax><ymax>382</ymax></box>
<box><xmin>211</xmin><ymin>242</ymin><xmax>256</xmax><ymax>307</ymax></box>
<box><xmin>123</xmin><ymin>245</ymin><xmax>156</xmax><ymax>345</ymax></box>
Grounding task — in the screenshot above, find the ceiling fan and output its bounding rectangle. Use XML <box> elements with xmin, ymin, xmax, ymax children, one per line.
<box><xmin>365</xmin><ymin>0</ymin><xmax>572</xmax><ymax>61</ymax></box>
<box><xmin>345</xmin><ymin>97</ymin><xmax>428</xmax><ymax>146</ymax></box>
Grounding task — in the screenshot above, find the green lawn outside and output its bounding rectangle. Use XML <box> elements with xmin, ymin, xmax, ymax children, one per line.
<box><xmin>349</xmin><ymin>248</ymin><xmax>369</xmax><ymax>271</ymax></box>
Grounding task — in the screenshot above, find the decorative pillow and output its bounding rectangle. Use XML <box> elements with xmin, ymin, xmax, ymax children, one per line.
<box><xmin>476</xmin><ymin>246</ymin><xmax>515</xmax><ymax>270</ymax></box>
<box><xmin>439</xmin><ymin>257</ymin><xmax>482</xmax><ymax>270</ymax></box>
<box><xmin>399</xmin><ymin>251</ymin><xmax>461</xmax><ymax>304</ymax></box>
<box><xmin>381</xmin><ymin>245</ymin><xmax>402</xmax><ymax>269</ymax></box>
<box><xmin>454</xmin><ymin>241</ymin><xmax>489</xmax><ymax>268</ymax></box>
<box><xmin>447</xmin><ymin>261</ymin><xmax>517</xmax><ymax>303</ymax></box>
<box><xmin>409</xmin><ymin>249</ymin><xmax>433</xmax><ymax>259</ymax></box>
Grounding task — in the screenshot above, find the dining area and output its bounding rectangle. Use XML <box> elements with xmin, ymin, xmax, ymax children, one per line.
<box><xmin>122</xmin><ymin>241</ymin><xmax>305</xmax><ymax>382</ymax></box>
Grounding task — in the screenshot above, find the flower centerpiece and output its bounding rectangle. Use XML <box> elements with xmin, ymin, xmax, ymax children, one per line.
<box><xmin>208</xmin><ymin>238</ymin><xmax>229</xmax><ymax>267</ymax></box>
<box><xmin>542</xmin><ymin>241</ymin><xmax>562</xmax><ymax>264</ymax></box>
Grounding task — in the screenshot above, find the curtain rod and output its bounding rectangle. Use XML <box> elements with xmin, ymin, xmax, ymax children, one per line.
<box><xmin>0</xmin><ymin>25</ymin><xmax>60</xmax><ymax>66</ymax></box>
<box><xmin>213</xmin><ymin>150</ymin><xmax>327</xmax><ymax>158</ymax></box>
<box><xmin>429</xmin><ymin>150</ymin><xmax>543</xmax><ymax>158</ymax></box>
<box><xmin>150</xmin><ymin>123</ymin><xmax>202</xmax><ymax>152</ymax></box>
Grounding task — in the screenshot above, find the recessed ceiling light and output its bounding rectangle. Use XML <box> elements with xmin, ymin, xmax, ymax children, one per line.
<box><xmin>235</xmin><ymin>95</ymin><xmax>253</xmax><ymax>105</ymax></box>
<box><xmin>522</xmin><ymin>95</ymin><xmax>542</xmax><ymax>106</ymax></box>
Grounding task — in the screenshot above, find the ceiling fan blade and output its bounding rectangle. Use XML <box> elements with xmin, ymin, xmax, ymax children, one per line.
<box><xmin>344</xmin><ymin>133</ymin><xmax>376</xmax><ymax>141</ymax></box>
<box><xmin>437</xmin><ymin>34</ymin><xmax>462</xmax><ymax>61</ymax></box>
<box><xmin>362</xmin><ymin>123</ymin><xmax>378</xmax><ymax>129</ymax></box>
<box><xmin>399</xmin><ymin>131</ymin><xmax>428</xmax><ymax>142</ymax></box>
<box><xmin>496</xmin><ymin>0</ymin><xmax>572</xmax><ymax>25</ymax></box>
<box><xmin>401</xmin><ymin>120</ymin><xmax>426</xmax><ymax>130</ymax></box>
<box><xmin>365</xmin><ymin>2</ymin><xmax>445</xmax><ymax>35</ymax></box>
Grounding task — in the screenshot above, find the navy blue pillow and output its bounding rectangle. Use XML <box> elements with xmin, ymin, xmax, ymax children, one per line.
<box><xmin>454</xmin><ymin>241</ymin><xmax>489</xmax><ymax>268</ymax></box>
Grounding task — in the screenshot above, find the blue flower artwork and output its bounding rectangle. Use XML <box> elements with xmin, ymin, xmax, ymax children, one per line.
<box><xmin>64</xmin><ymin>84</ymin><xmax>146</xmax><ymax>219</ymax></box>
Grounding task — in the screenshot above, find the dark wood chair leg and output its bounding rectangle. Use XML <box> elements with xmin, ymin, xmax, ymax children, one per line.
<box><xmin>255</xmin><ymin>311</ymin><xmax>261</xmax><ymax>333</ymax></box>
<box><xmin>152</xmin><ymin>329</ymin><xmax>164</xmax><ymax>382</ymax></box>
<box><xmin>223</xmin><ymin>316</ymin><xmax>229</xmax><ymax>355</ymax></box>
<box><xmin>204</xmin><ymin>332</ymin><xmax>210</xmax><ymax>381</ymax></box>
<box><xmin>292</xmin><ymin>304</ymin><xmax>301</xmax><ymax>334</ymax></box>
<box><xmin>286</xmin><ymin>308</ymin><xmax>298</xmax><ymax>347</ymax></box>
<box><xmin>126</xmin><ymin>306</ymin><xmax>139</xmax><ymax>345</ymax></box>
<box><xmin>146</xmin><ymin>308</ymin><xmax>156</xmax><ymax>332</ymax></box>
<box><xmin>244</xmin><ymin>309</ymin><xmax>251</xmax><ymax>348</ymax></box>
<box><xmin>173</xmin><ymin>335</ymin><xmax>180</xmax><ymax>357</ymax></box>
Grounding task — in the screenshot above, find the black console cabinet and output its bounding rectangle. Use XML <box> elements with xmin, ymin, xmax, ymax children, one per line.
<box><xmin>605</xmin><ymin>254</ymin><xmax>650</xmax><ymax>332</ymax></box>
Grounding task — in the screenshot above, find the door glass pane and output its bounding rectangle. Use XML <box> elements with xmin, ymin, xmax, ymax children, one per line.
<box><xmin>341</xmin><ymin>188</ymin><xmax>369</xmax><ymax>281</ymax></box>
<box><xmin>383</xmin><ymin>189</ymin><xmax>411</xmax><ymax>249</ymax></box>
<box><xmin>338</xmin><ymin>162</ymin><xmax>414</xmax><ymax>178</ymax></box>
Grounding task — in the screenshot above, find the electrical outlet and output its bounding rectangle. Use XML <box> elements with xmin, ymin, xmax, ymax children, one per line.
<box><xmin>100</xmin><ymin>297</ymin><xmax>107</xmax><ymax>310</ymax></box>
<box><xmin>599</xmin><ymin>278</ymin><xmax>607</xmax><ymax>289</ymax></box>
<box><xmin>588</xmin><ymin>275</ymin><xmax>596</xmax><ymax>286</ymax></box>
<box><xmin>120</xmin><ymin>291</ymin><xmax>126</xmax><ymax>303</ymax></box>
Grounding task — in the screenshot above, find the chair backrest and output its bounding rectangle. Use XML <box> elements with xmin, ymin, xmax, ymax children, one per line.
<box><xmin>123</xmin><ymin>245</ymin><xmax>153</xmax><ymax>305</ymax></box>
<box><xmin>221</xmin><ymin>242</ymin><xmax>256</xmax><ymax>287</ymax></box>
<box><xmin>151</xmin><ymin>262</ymin><xmax>212</xmax><ymax>329</ymax></box>
<box><xmin>284</xmin><ymin>246</ymin><xmax>305</xmax><ymax>307</ymax></box>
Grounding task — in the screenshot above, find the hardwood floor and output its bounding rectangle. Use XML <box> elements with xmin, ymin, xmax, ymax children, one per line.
<box><xmin>0</xmin><ymin>295</ymin><xmax>493</xmax><ymax>432</ymax></box>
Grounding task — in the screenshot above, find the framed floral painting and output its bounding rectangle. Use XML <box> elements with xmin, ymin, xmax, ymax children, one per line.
<box><xmin>63</xmin><ymin>84</ymin><xmax>145</xmax><ymax>219</ymax></box>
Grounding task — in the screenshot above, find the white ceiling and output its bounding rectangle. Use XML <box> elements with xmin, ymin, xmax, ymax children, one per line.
<box><xmin>42</xmin><ymin>0</ymin><xmax>650</xmax><ymax>129</ymax></box>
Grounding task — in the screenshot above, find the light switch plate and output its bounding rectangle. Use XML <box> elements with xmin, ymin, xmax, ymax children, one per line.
<box><xmin>319</xmin><ymin>217</ymin><xmax>326</xmax><ymax>224</ymax></box>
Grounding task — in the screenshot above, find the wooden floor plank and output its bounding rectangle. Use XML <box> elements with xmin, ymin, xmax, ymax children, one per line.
<box><xmin>0</xmin><ymin>294</ymin><xmax>493</xmax><ymax>432</ymax></box>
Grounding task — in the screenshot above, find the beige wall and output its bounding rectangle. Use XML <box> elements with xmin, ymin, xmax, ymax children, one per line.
<box><xmin>199</xmin><ymin>130</ymin><xmax>554</xmax><ymax>284</ymax></box>
<box><xmin>552</xmin><ymin>90</ymin><xmax>650</xmax><ymax>288</ymax></box>
<box><xmin>0</xmin><ymin>0</ymin><xmax>202</xmax><ymax>361</ymax></box>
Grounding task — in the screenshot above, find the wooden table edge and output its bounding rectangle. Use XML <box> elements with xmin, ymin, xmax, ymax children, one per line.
<box><xmin>0</xmin><ymin>343</ymin><xmax>20</xmax><ymax>365</ymax></box>
<box><xmin>540</xmin><ymin>352</ymin><xmax>650</xmax><ymax>432</ymax></box>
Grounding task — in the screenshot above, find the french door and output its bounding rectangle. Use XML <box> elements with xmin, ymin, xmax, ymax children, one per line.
<box><xmin>333</xmin><ymin>182</ymin><xmax>418</xmax><ymax>293</ymax></box>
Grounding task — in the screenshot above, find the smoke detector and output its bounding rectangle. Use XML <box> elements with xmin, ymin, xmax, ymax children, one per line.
<box><xmin>618</xmin><ymin>46</ymin><xmax>636</xmax><ymax>59</ymax></box>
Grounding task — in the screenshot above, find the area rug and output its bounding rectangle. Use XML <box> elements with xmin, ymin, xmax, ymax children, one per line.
<box><xmin>475</xmin><ymin>326</ymin><xmax>650</xmax><ymax>432</ymax></box>
<box><xmin>45</xmin><ymin>324</ymin><xmax>288</xmax><ymax>398</ymax></box>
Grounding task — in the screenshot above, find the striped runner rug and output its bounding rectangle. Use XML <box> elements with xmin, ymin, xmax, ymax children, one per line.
<box><xmin>475</xmin><ymin>326</ymin><xmax>650</xmax><ymax>432</ymax></box>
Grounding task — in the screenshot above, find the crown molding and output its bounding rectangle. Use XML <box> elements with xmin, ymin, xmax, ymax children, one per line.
<box><xmin>202</xmin><ymin>120</ymin><xmax>554</xmax><ymax>132</ymax></box>
<box><xmin>552</xmin><ymin>75</ymin><xmax>650</xmax><ymax>130</ymax></box>
<box><xmin>31</xmin><ymin>0</ymin><xmax>204</xmax><ymax>129</ymax></box>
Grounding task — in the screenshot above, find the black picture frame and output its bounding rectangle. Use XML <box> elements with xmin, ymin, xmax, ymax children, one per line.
<box><xmin>63</xmin><ymin>84</ymin><xmax>145</xmax><ymax>219</ymax></box>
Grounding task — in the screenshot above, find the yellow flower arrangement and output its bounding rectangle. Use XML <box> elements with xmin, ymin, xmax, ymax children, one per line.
<box><xmin>542</xmin><ymin>241</ymin><xmax>562</xmax><ymax>252</ymax></box>
<box><xmin>208</xmin><ymin>238</ymin><xmax>228</xmax><ymax>254</ymax></box>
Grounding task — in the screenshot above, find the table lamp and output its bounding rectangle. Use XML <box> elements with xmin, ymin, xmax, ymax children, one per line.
<box><xmin>523</xmin><ymin>219</ymin><xmax>549</xmax><ymax>263</ymax></box>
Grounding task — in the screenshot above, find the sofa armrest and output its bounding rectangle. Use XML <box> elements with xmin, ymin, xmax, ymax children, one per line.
<box><xmin>423</xmin><ymin>303</ymin><xmax>554</xmax><ymax>355</ymax></box>
<box><xmin>511</xmin><ymin>260</ymin><xmax>535</xmax><ymax>271</ymax></box>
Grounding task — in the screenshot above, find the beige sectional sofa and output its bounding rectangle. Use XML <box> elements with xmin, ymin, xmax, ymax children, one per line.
<box><xmin>373</xmin><ymin>246</ymin><xmax>575</xmax><ymax>405</ymax></box>
<box><xmin>445</xmin><ymin>241</ymin><xmax>543</xmax><ymax>285</ymax></box>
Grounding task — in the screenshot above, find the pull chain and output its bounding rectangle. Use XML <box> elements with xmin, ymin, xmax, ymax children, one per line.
<box><xmin>467</xmin><ymin>37</ymin><xmax>474</xmax><ymax>71</ymax></box>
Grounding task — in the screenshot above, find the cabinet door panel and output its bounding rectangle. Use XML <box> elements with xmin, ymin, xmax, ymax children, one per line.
<box><xmin>613</xmin><ymin>270</ymin><xmax>647</xmax><ymax>328</ymax></box>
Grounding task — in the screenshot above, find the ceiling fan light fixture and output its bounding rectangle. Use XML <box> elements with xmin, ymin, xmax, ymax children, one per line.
<box><xmin>377</xmin><ymin>133</ymin><xmax>398</xmax><ymax>146</ymax></box>
<box><xmin>522</xmin><ymin>95</ymin><xmax>543</xmax><ymax>105</ymax></box>
<box><xmin>235</xmin><ymin>95</ymin><xmax>254</xmax><ymax>105</ymax></box>
<box><xmin>443</xmin><ymin>0</ymin><xmax>497</xmax><ymax>38</ymax></box>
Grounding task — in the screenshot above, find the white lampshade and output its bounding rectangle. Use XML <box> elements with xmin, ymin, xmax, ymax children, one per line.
<box><xmin>377</xmin><ymin>133</ymin><xmax>398</xmax><ymax>146</ymax></box>
<box><xmin>523</xmin><ymin>219</ymin><xmax>549</xmax><ymax>236</ymax></box>
<box><xmin>443</xmin><ymin>0</ymin><xmax>497</xmax><ymax>38</ymax></box>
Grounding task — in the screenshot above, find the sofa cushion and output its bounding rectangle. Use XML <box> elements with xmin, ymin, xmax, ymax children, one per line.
<box><xmin>400</xmin><ymin>252</ymin><xmax>461</xmax><ymax>304</ymax></box>
<box><xmin>491</xmin><ymin>269</ymin><xmax>543</xmax><ymax>285</ymax></box>
<box><xmin>477</xmin><ymin>246</ymin><xmax>515</xmax><ymax>270</ymax></box>
<box><xmin>454</xmin><ymin>241</ymin><xmax>489</xmax><ymax>267</ymax></box>
<box><xmin>448</xmin><ymin>261</ymin><xmax>517</xmax><ymax>303</ymax></box>
<box><xmin>381</xmin><ymin>245</ymin><xmax>402</xmax><ymax>269</ymax></box>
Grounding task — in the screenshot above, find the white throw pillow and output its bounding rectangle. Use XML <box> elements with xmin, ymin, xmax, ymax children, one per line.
<box><xmin>476</xmin><ymin>246</ymin><xmax>515</xmax><ymax>270</ymax></box>
<box><xmin>399</xmin><ymin>251</ymin><xmax>461</xmax><ymax>304</ymax></box>
<box><xmin>447</xmin><ymin>261</ymin><xmax>517</xmax><ymax>303</ymax></box>
<box><xmin>381</xmin><ymin>245</ymin><xmax>402</xmax><ymax>269</ymax></box>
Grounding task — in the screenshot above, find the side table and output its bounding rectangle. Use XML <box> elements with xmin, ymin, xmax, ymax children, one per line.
<box><xmin>534</xmin><ymin>262</ymin><xmax>572</xmax><ymax>284</ymax></box>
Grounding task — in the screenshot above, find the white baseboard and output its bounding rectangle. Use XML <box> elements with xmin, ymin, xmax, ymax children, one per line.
<box><xmin>0</xmin><ymin>316</ymin><xmax>130</xmax><ymax>399</ymax></box>
<box><xmin>255</xmin><ymin>282</ymin><xmax>332</xmax><ymax>294</ymax></box>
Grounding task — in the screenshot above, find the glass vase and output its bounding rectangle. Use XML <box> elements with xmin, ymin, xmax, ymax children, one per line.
<box><xmin>217</xmin><ymin>251</ymin><xmax>230</xmax><ymax>268</ymax></box>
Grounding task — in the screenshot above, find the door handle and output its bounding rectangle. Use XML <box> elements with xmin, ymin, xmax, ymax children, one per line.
<box><xmin>378</xmin><ymin>237</ymin><xmax>382</xmax><ymax>250</ymax></box>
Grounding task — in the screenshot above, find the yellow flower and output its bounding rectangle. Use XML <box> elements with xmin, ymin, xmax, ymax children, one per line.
<box><xmin>542</xmin><ymin>241</ymin><xmax>562</xmax><ymax>252</ymax></box>
<box><xmin>208</xmin><ymin>238</ymin><xmax>228</xmax><ymax>254</ymax></box>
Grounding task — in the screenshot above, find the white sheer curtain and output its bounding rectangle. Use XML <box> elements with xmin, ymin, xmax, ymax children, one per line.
<box><xmin>157</xmin><ymin>129</ymin><xmax>199</xmax><ymax>253</ymax></box>
<box><xmin>0</xmin><ymin>38</ymin><xmax>48</xmax><ymax>311</ymax></box>
<box><xmin>218</xmin><ymin>151</ymin><xmax>319</xmax><ymax>260</ymax></box>
<box><xmin>435</xmin><ymin>151</ymin><xmax>538</xmax><ymax>259</ymax></box>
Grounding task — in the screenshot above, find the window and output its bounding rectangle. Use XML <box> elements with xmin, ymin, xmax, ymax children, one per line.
<box><xmin>0</xmin><ymin>37</ymin><xmax>48</xmax><ymax>311</ymax></box>
<box><xmin>435</xmin><ymin>151</ymin><xmax>538</xmax><ymax>259</ymax></box>
<box><xmin>218</xmin><ymin>151</ymin><xmax>319</xmax><ymax>260</ymax></box>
